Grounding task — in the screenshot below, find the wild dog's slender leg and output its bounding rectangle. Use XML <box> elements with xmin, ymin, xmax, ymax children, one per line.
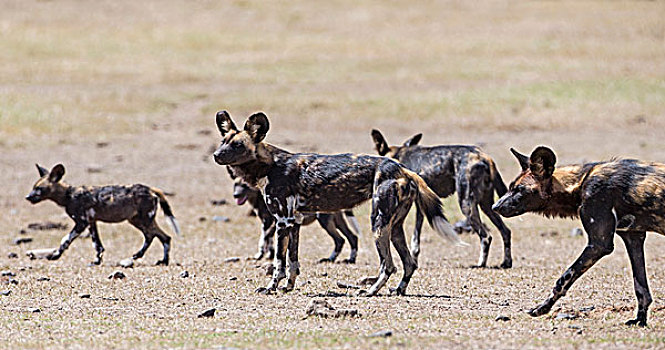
<box><xmin>617</xmin><ymin>230</ymin><xmax>651</xmax><ymax>327</ymax></box>
<box><xmin>253</xmin><ymin>216</ymin><xmax>275</xmax><ymax>260</ymax></box>
<box><xmin>259</xmin><ymin>193</ymin><xmax>299</xmax><ymax>293</ymax></box>
<box><xmin>49</xmin><ymin>220</ymin><xmax>88</xmax><ymax>260</ymax></box>
<box><xmin>410</xmin><ymin>206</ymin><xmax>424</xmax><ymax>264</ymax></box>
<box><xmin>333</xmin><ymin>213</ymin><xmax>359</xmax><ymax>264</ymax></box>
<box><xmin>151</xmin><ymin>223</ymin><xmax>171</xmax><ymax>266</ymax></box>
<box><xmin>366</xmin><ymin>228</ymin><xmax>395</xmax><ymax>296</ymax></box>
<box><xmin>480</xmin><ymin>198</ymin><xmax>512</xmax><ymax>268</ymax></box>
<box><xmin>284</xmin><ymin>224</ymin><xmax>301</xmax><ymax>291</ymax></box>
<box><xmin>129</xmin><ymin>217</ymin><xmax>155</xmax><ymax>260</ymax></box>
<box><xmin>88</xmin><ymin>221</ymin><xmax>105</xmax><ymax>265</ymax></box>
<box><xmin>457</xmin><ymin>175</ymin><xmax>492</xmax><ymax>268</ymax></box>
<box><xmin>317</xmin><ymin>214</ymin><xmax>345</xmax><ymax>263</ymax></box>
<box><xmin>529</xmin><ymin>203</ymin><xmax>615</xmax><ymax>317</ymax></box>
<box><xmin>390</xmin><ymin>223</ymin><xmax>417</xmax><ymax>296</ymax></box>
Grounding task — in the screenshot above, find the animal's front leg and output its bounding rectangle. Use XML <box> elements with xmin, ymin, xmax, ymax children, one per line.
<box><xmin>257</xmin><ymin>224</ymin><xmax>288</xmax><ymax>294</ymax></box>
<box><xmin>529</xmin><ymin>204</ymin><xmax>615</xmax><ymax>317</ymax></box>
<box><xmin>284</xmin><ymin>224</ymin><xmax>301</xmax><ymax>292</ymax></box>
<box><xmin>50</xmin><ymin>221</ymin><xmax>88</xmax><ymax>260</ymax></box>
<box><xmin>88</xmin><ymin>222</ymin><xmax>104</xmax><ymax>265</ymax></box>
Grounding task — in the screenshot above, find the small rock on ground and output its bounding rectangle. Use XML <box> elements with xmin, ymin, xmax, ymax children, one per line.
<box><xmin>108</xmin><ymin>271</ymin><xmax>126</xmax><ymax>280</ymax></box>
<box><xmin>28</xmin><ymin>308</ymin><xmax>41</xmax><ymax>313</ymax></box>
<box><xmin>306</xmin><ymin>299</ymin><xmax>358</xmax><ymax>319</ymax></box>
<box><xmin>36</xmin><ymin>277</ymin><xmax>50</xmax><ymax>282</ymax></box>
<box><xmin>1</xmin><ymin>290</ymin><xmax>11</xmax><ymax>296</ymax></box>
<box><xmin>1</xmin><ymin>271</ymin><xmax>15</xmax><ymax>277</ymax></box>
<box><xmin>368</xmin><ymin>330</ymin><xmax>393</xmax><ymax>338</ymax></box>
<box><xmin>13</xmin><ymin>237</ymin><xmax>33</xmax><ymax>245</ymax></box>
<box><xmin>212</xmin><ymin>216</ymin><xmax>230</xmax><ymax>222</ymax></box>
<box><xmin>198</xmin><ymin>308</ymin><xmax>216</xmax><ymax>318</ymax></box>
<box><xmin>555</xmin><ymin>312</ymin><xmax>578</xmax><ymax>320</ymax></box>
<box><xmin>118</xmin><ymin>258</ymin><xmax>134</xmax><ymax>268</ymax></box>
<box><xmin>180</xmin><ymin>271</ymin><xmax>189</xmax><ymax>278</ymax></box>
<box><xmin>224</xmin><ymin>257</ymin><xmax>241</xmax><ymax>263</ymax></box>
<box><xmin>495</xmin><ymin>315</ymin><xmax>511</xmax><ymax>322</ymax></box>
<box><xmin>79</xmin><ymin>293</ymin><xmax>91</xmax><ymax>299</ymax></box>
<box><xmin>7</xmin><ymin>252</ymin><xmax>18</xmax><ymax>259</ymax></box>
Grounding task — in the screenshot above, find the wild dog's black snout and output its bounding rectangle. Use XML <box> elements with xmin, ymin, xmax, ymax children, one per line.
<box><xmin>26</xmin><ymin>190</ymin><xmax>42</xmax><ymax>204</ymax></box>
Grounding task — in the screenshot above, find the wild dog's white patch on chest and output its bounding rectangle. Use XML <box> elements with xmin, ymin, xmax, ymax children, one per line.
<box><xmin>86</xmin><ymin>208</ymin><xmax>96</xmax><ymax>219</ymax></box>
<box><xmin>257</xmin><ymin>177</ymin><xmax>269</xmax><ymax>192</ymax></box>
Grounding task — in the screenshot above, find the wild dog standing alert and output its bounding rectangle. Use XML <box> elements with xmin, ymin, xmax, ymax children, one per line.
<box><xmin>493</xmin><ymin>146</ymin><xmax>664</xmax><ymax>327</ymax></box>
<box><xmin>371</xmin><ymin>129</ymin><xmax>512</xmax><ymax>268</ymax></box>
<box><xmin>26</xmin><ymin>164</ymin><xmax>180</xmax><ymax>265</ymax></box>
<box><xmin>213</xmin><ymin>111</ymin><xmax>465</xmax><ymax>296</ymax></box>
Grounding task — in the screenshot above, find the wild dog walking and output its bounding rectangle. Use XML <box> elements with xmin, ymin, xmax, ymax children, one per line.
<box><xmin>227</xmin><ymin>166</ymin><xmax>361</xmax><ymax>263</ymax></box>
<box><xmin>371</xmin><ymin>130</ymin><xmax>512</xmax><ymax>268</ymax></box>
<box><xmin>25</xmin><ymin>164</ymin><xmax>180</xmax><ymax>265</ymax></box>
<box><xmin>493</xmin><ymin>146</ymin><xmax>665</xmax><ymax>326</ymax></box>
<box><xmin>213</xmin><ymin>111</ymin><xmax>464</xmax><ymax>296</ymax></box>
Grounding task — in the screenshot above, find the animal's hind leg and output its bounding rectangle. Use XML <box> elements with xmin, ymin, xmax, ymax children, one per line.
<box><xmin>366</xmin><ymin>228</ymin><xmax>395</xmax><ymax>296</ymax></box>
<box><xmin>390</xmin><ymin>223</ymin><xmax>417</xmax><ymax>296</ymax></box>
<box><xmin>480</xmin><ymin>197</ymin><xmax>512</xmax><ymax>268</ymax></box>
<box><xmin>129</xmin><ymin>218</ymin><xmax>155</xmax><ymax>261</ymax></box>
<box><xmin>333</xmin><ymin>213</ymin><xmax>359</xmax><ymax>264</ymax></box>
<box><xmin>151</xmin><ymin>223</ymin><xmax>172</xmax><ymax>266</ymax></box>
<box><xmin>410</xmin><ymin>207</ymin><xmax>424</xmax><ymax>264</ymax></box>
<box><xmin>617</xmin><ymin>230</ymin><xmax>651</xmax><ymax>327</ymax></box>
<box><xmin>89</xmin><ymin>221</ymin><xmax>105</xmax><ymax>265</ymax></box>
<box><xmin>316</xmin><ymin>214</ymin><xmax>345</xmax><ymax>263</ymax></box>
<box><xmin>461</xmin><ymin>197</ymin><xmax>491</xmax><ymax>268</ymax></box>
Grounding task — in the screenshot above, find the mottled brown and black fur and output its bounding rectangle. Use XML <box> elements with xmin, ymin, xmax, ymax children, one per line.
<box><xmin>493</xmin><ymin>146</ymin><xmax>665</xmax><ymax>327</ymax></box>
<box><xmin>26</xmin><ymin>164</ymin><xmax>180</xmax><ymax>266</ymax></box>
<box><xmin>213</xmin><ymin>111</ymin><xmax>464</xmax><ymax>296</ymax></box>
<box><xmin>227</xmin><ymin>166</ymin><xmax>361</xmax><ymax>263</ymax></box>
<box><xmin>371</xmin><ymin>130</ymin><xmax>512</xmax><ymax>268</ymax></box>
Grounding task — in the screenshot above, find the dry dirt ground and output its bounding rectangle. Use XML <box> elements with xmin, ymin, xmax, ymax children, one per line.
<box><xmin>1</xmin><ymin>0</ymin><xmax>665</xmax><ymax>349</ymax></box>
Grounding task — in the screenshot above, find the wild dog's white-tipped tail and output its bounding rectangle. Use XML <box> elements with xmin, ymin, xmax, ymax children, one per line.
<box><xmin>433</xmin><ymin>215</ymin><xmax>468</xmax><ymax>247</ymax></box>
<box><xmin>346</xmin><ymin>214</ymin><xmax>362</xmax><ymax>236</ymax></box>
<box><xmin>168</xmin><ymin>216</ymin><xmax>181</xmax><ymax>236</ymax></box>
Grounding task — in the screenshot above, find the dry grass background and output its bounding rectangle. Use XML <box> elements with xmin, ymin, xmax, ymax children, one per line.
<box><xmin>1</xmin><ymin>0</ymin><xmax>665</xmax><ymax>349</ymax></box>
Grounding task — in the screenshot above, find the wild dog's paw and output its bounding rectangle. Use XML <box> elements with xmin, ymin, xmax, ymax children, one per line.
<box><xmin>527</xmin><ymin>302</ymin><xmax>552</xmax><ymax>317</ymax></box>
<box><xmin>625</xmin><ymin>318</ymin><xmax>647</xmax><ymax>327</ymax></box>
<box><xmin>46</xmin><ymin>252</ymin><xmax>62</xmax><ymax>261</ymax></box>
<box><xmin>155</xmin><ymin>259</ymin><xmax>169</xmax><ymax>266</ymax></box>
<box><xmin>499</xmin><ymin>260</ymin><xmax>513</xmax><ymax>269</ymax></box>
<box><xmin>317</xmin><ymin>257</ymin><xmax>334</xmax><ymax>264</ymax></box>
<box><xmin>255</xmin><ymin>287</ymin><xmax>275</xmax><ymax>295</ymax></box>
<box><xmin>341</xmin><ymin>258</ymin><xmax>356</xmax><ymax>264</ymax></box>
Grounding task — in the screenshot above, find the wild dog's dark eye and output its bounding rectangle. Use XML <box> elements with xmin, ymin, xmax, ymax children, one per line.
<box><xmin>231</xmin><ymin>142</ymin><xmax>242</xmax><ymax>149</ymax></box>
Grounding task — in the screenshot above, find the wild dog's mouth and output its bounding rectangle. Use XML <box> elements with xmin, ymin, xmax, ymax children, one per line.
<box><xmin>235</xmin><ymin>195</ymin><xmax>248</xmax><ymax>206</ymax></box>
<box><xmin>26</xmin><ymin>195</ymin><xmax>41</xmax><ymax>204</ymax></box>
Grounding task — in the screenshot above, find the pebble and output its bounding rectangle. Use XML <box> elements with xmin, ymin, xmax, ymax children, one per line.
<box><xmin>7</xmin><ymin>252</ymin><xmax>18</xmax><ymax>259</ymax></box>
<box><xmin>495</xmin><ymin>315</ymin><xmax>511</xmax><ymax>322</ymax></box>
<box><xmin>1</xmin><ymin>271</ymin><xmax>15</xmax><ymax>277</ymax></box>
<box><xmin>13</xmin><ymin>237</ymin><xmax>33</xmax><ymax>245</ymax></box>
<box><xmin>118</xmin><ymin>258</ymin><xmax>134</xmax><ymax>268</ymax></box>
<box><xmin>79</xmin><ymin>293</ymin><xmax>91</xmax><ymax>299</ymax></box>
<box><xmin>570</xmin><ymin>228</ymin><xmax>584</xmax><ymax>237</ymax></box>
<box><xmin>368</xmin><ymin>330</ymin><xmax>393</xmax><ymax>338</ymax></box>
<box><xmin>198</xmin><ymin>308</ymin><xmax>216</xmax><ymax>318</ymax></box>
<box><xmin>1</xmin><ymin>290</ymin><xmax>10</xmax><ymax>296</ymax></box>
<box><xmin>224</xmin><ymin>257</ymin><xmax>240</xmax><ymax>263</ymax></box>
<box><xmin>180</xmin><ymin>271</ymin><xmax>189</xmax><ymax>278</ymax></box>
<box><xmin>555</xmin><ymin>312</ymin><xmax>578</xmax><ymax>320</ymax></box>
<box><xmin>212</xmin><ymin>216</ymin><xmax>230</xmax><ymax>222</ymax></box>
<box><xmin>36</xmin><ymin>277</ymin><xmax>50</xmax><ymax>282</ymax></box>
<box><xmin>108</xmin><ymin>271</ymin><xmax>126</xmax><ymax>280</ymax></box>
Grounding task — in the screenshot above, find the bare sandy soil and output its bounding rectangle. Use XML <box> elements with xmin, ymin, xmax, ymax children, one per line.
<box><xmin>1</xmin><ymin>1</ymin><xmax>665</xmax><ymax>348</ymax></box>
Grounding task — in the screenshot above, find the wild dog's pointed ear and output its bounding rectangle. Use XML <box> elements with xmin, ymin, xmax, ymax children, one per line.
<box><xmin>529</xmin><ymin>146</ymin><xmax>557</xmax><ymax>179</ymax></box>
<box><xmin>510</xmin><ymin>148</ymin><xmax>530</xmax><ymax>171</ymax></box>
<box><xmin>216</xmin><ymin>110</ymin><xmax>237</xmax><ymax>137</ymax></box>
<box><xmin>36</xmin><ymin>164</ymin><xmax>49</xmax><ymax>177</ymax></box>
<box><xmin>403</xmin><ymin>133</ymin><xmax>422</xmax><ymax>147</ymax></box>
<box><xmin>244</xmin><ymin>112</ymin><xmax>270</xmax><ymax>143</ymax></box>
<box><xmin>371</xmin><ymin>129</ymin><xmax>390</xmax><ymax>156</ymax></box>
<box><xmin>225</xmin><ymin>166</ymin><xmax>237</xmax><ymax>180</ymax></box>
<box><xmin>48</xmin><ymin>164</ymin><xmax>65</xmax><ymax>182</ymax></box>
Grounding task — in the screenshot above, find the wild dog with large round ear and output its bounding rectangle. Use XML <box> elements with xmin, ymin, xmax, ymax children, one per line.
<box><xmin>369</xmin><ymin>129</ymin><xmax>511</xmax><ymax>268</ymax></box>
<box><xmin>214</xmin><ymin>111</ymin><xmax>465</xmax><ymax>296</ymax></box>
<box><xmin>26</xmin><ymin>164</ymin><xmax>179</xmax><ymax>266</ymax></box>
<box><xmin>493</xmin><ymin>145</ymin><xmax>664</xmax><ymax>327</ymax></box>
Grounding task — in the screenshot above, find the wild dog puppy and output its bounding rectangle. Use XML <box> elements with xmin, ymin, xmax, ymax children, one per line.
<box><xmin>371</xmin><ymin>130</ymin><xmax>512</xmax><ymax>268</ymax></box>
<box><xmin>25</xmin><ymin>164</ymin><xmax>180</xmax><ymax>265</ymax></box>
<box><xmin>493</xmin><ymin>146</ymin><xmax>665</xmax><ymax>327</ymax></box>
<box><xmin>227</xmin><ymin>166</ymin><xmax>361</xmax><ymax>263</ymax></box>
<box><xmin>213</xmin><ymin>111</ymin><xmax>464</xmax><ymax>296</ymax></box>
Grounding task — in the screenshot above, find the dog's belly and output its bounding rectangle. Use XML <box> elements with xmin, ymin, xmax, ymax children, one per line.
<box><xmin>296</xmin><ymin>191</ymin><xmax>369</xmax><ymax>213</ymax></box>
<box><xmin>91</xmin><ymin>200</ymin><xmax>138</xmax><ymax>223</ymax></box>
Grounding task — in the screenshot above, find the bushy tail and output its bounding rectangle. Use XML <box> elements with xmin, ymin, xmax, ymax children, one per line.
<box><xmin>151</xmin><ymin>187</ymin><xmax>181</xmax><ymax>235</ymax></box>
<box><xmin>489</xmin><ymin>159</ymin><xmax>508</xmax><ymax>197</ymax></box>
<box><xmin>403</xmin><ymin>169</ymin><xmax>468</xmax><ymax>246</ymax></box>
<box><xmin>343</xmin><ymin>210</ymin><xmax>362</xmax><ymax>236</ymax></box>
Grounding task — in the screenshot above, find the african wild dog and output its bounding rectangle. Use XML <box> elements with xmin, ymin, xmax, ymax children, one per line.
<box><xmin>371</xmin><ymin>130</ymin><xmax>512</xmax><ymax>268</ymax></box>
<box><xmin>213</xmin><ymin>111</ymin><xmax>465</xmax><ymax>296</ymax></box>
<box><xmin>493</xmin><ymin>146</ymin><xmax>665</xmax><ymax>327</ymax></box>
<box><xmin>25</xmin><ymin>164</ymin><xmax>180</xmax><ymax>265</ymax></box>
<box><xmin>226</xmin><ymin>166</ymin><xmax>361</xmax><ymax>263</ymax></box>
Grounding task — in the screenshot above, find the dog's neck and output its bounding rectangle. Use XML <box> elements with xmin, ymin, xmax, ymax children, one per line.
<box><xmin>230</xmin><ymin>143</ymin><xmax>290</xmax><ymax>188</ymax></box>
<box><xmin>47</xmin><ymin>182</ymin><xmax>73</xmax><ymax>207</ymax></box>
<box><xmin>537</xmin><ymin>164</ymin><xmax>595</xmax><ymax>219</ymax></box>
